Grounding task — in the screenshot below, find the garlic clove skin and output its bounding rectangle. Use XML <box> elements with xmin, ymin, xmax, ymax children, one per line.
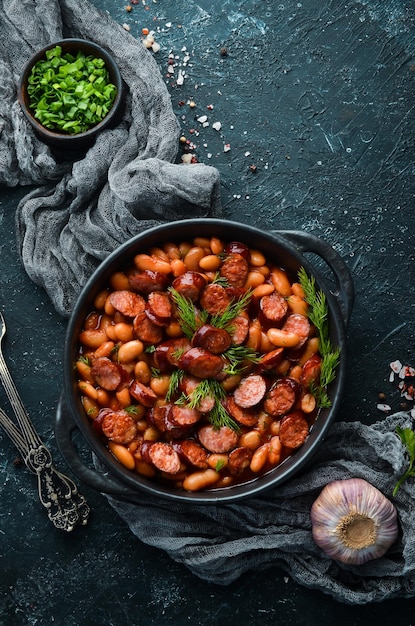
<box><xmin>311</xmin><ymin>478</ymin><xmax>399</xmax><ymax>565</ymax></box>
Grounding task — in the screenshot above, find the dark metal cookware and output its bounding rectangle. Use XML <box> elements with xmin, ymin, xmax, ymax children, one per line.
<box><xmin>55</xmin><ymin>219</ymin><xmax>354</xmax><ymax>503</ymax></box>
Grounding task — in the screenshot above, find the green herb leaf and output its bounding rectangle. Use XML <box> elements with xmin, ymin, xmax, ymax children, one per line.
<box><xmin>165</xmin><ymin>368</ymin><xmax>185</xmax><ymax>402</ymax></box>
<box><xmin>27</xmin><ymin>45</ymin><xmax>117</xmax><ymax>134</ymax></box>
<box><xmin>298</xmin><ymin>266</ymin><xmax>340</xmax><ymax>408</ymax></box>
<box><xmin>169</xmin><ymin>288</ymin><xmax>208</xmax><ymax>339</ymax></box>
<box><xmin>393</xmin><ymin>426</ymin><xmax>415</xmax><ymax>495</ymax></box>
<box><xmin>210</xmin><ymin>289</ymin><xmax>253</xmax><ymax>332</ymax></box>
<box><xmin>185</xmin><ymin>378</ymin><xmax>215</xmax><ymax>409</ymax></box>
<box><xmin>223</xmin><ymin>345</ymin><xmax>261</xmax><ymax>376</ymax></box>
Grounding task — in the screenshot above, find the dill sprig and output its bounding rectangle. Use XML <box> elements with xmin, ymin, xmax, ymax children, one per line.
<box><xmin>186</xmin><ymin>378</ymin><xmax>215</xmax><ymax>409</ymax></box>
<box><xmin>210</xmin><ymin>401</ymin><xmax>240</xmax><ymax>432</ymax></box>
<box><xmin>167</xmin><ymin>287</ymin><xmax>254</xmax><ymax>430</ymax></box>
<box><xmin>298</xmin><ymin>266</ymin><xmax>341</xmax><ymax>408</ymax></box>
<box><xmin>210</xmin><ymin>289</ymin><xmax>253</xmax><ymax>332</ymax></box>
<box><xmin>165</xmin><ymin>368</ymin><xmax>185</xmax><ymax>402</ymax></box>
<box><xmin>224</xmin><ymin>345</ymin><xmax>261</xmax><ymax>376</ymax></box>
<box><xmin>169</xmin><ymin>288</ymin><xmax>208</xmax><ymax>339</ymax></box>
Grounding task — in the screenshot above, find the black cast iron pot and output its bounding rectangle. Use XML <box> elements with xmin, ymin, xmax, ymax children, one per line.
<box><xmin>55</xmin><ymin>219</ymin><xmax>354</xmax><ymax>503</ymax></box>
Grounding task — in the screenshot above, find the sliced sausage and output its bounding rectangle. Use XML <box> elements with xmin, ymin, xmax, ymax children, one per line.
<box><xmin>129</xmin><ymin>380</ymin><xmax>158</xmax><ymax>407</ymax></box>
<box><xmin>109</xmin><ymin>290</ymin><xmax>146</xmax><ymax>317</ymax></box>
<box><xmin>260</xmin><ymin>291</ymin><xmax>288</xmax><ymax>325</ymax></box>
<box><xmin>140</xmin><ymin>439</ymin><xmax>154</xmax><ymax>463</ymax></box>
<box><xmin>224</xmin><ymin>241</ymin><xmax>250</xmax><ymax>262</ymax></box>
<box><xmin>148</xmin><ymin>442</ymin><xmax>182</xmax><ymax>474</ymax></box>
<box><xmin>180</xmin><ymin>375</ymin><xmax>216</xmax><ymax>412</ymax></box>
<box><xmin>101</xmin><ymin>410</ymin><xmax>137</xmax><ymax>444</ymax></box>
<box><xmin>169</xmin><ymin>404</ymin><xmax>202</xmax><ymax>427</ymax></box>
<box><xmin>228</xmin><ymin>446</ymin><xmax>253</xmax><ymax>475</ymax></box>
<box><xmin>256</xmin><ymin>347</ymin><xmax>285</xmax><ymax>372</ymax></box>
<box><xmin>133</xmin><ymin>311</ymin><xmax>163</xmax><ymax>344</ymax></box>
<box><xmin>301</xmin><ymin>354</ymin><xmax>322</xmax><ymax>387</ymax></box>
<box><xmin>173</xmin><ymin>440</ymin><xmax>208</xmax><ymax>469</ymax></box>
<box><xmin>91</xmin><ymin>357</ymin><xmax>122</xmax><ymax>391</ymax></box>
<box><xmin>179</xmin><ymin>347</ymin><xmax>224</xmax><ymax>379</ymax></box>
<box><xmin>230</xmin><ymin>314</ymin><xmax>249</xmax><ymax>346</ymax></box>
<box><xmin>200</xmin><ymin>283</ymin><xmax>232</xmax><ymax>314</ymax></box>
<box><xmin>148</xmin><ymin>404</ymin><xmax>171</xmax><ymax>432</ymax></box>
<box><xmin>282</xmin><ymin>314</ymin><xmax>310</xmax><ymax>348</ymax></box>
<box><xmin>127</xmin><ymin>269</ymin><xmax>169</xmax><ymax>295</ymax></box>
<box><xmin>279</xmin><ymin>411</ymin><xmax>309</xmax><ymax>449</ymax></box>
<box><xmin>233</xmin><ymin>374</ymin><xmax>267</xmax><ymax>408</ymax></box>
<box><xmin>153</xmin><ymin>338</ymin><xmax>192</xmax><ymax>371</ymax></box>
<box><xmin>147</xmin><ymin>291</ymin><xmax>172</xmax><ymax>325</ymax></box>
<box><xmin>152</xmin><ymin>342</ymin><xmax>174</xmax><ymax>373</ymax></box>
<box><xmin>171</xmin><ymin>271</ymin><xmax>207</xmax><ymax>302</ymax></box>
<box><xmin>264</xmin><ymin>378</ymin><xmax>299</xmax><ymax>417</ymax></box>
<box><xmin>192</xmin><ymin>324</ymin><xmax>232</xmax><ymax>355</ymax></box>
<box><xmin>220</xmin><ymin>253</ymin><xmax>249</xmax><ymax>288</ymax></box>
<box><xmin>197</xmin><ymin>424</ymin><xmax>239</xmax><ymax>453</ymax></box>
<box><xmin>224</xmin><ymin>396</ymin><xmax>258</xmax><ymax>427</ymax></box>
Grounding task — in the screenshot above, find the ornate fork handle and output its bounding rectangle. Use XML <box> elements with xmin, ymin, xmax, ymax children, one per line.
<box><xmin>0</xmin><ymin>312</ymin><xmax>89</xmax><ymax>530</ymax></box>
<box><xmin>26</xmin><ymin>444</ymin><xmax>90</xmax><ymax>531</ymax></box>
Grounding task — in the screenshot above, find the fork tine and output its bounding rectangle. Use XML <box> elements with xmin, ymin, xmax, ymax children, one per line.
<box><xmin>0</xmin><ymin>313</ymin><xmax>42</xmax><ymax>449</ymax></box>
<box><xmin>0</xmin><ymin>407</ymin><xmax>29</xmax><ymax>458</ymax></box>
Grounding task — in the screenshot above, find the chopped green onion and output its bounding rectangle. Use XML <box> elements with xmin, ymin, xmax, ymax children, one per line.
<box><xmin>27</xmin><ymin>45</ymin><xmax>118</xmax><ymax>134</ymax></box>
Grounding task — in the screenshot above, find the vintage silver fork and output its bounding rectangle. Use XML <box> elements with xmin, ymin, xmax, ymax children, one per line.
<box><xmin>0</xmin><ymin>311</ymin><xmax>89</xmax><ymax>531</ymax></box>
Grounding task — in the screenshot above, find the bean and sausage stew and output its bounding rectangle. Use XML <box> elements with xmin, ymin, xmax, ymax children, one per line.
<box><xmin>75</xmin><ymin>237</ymin><xmax>324</xmax><ymax>492</ymax></box>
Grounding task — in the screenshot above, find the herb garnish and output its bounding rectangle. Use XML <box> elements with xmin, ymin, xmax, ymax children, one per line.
<box><xmin>27</xmin><ymin>45</ymin><xmax>117</xmax><ymax>134</ymax></box>
<box><xmin>393</xmin><ymin>426</ymin><xmax>415</xmax><ymax>495</ymax></box>
<box><xmin>223</xmin><ymin>345</ymin><xmax>260</xmax><ymax>376</ymax></box>
<box><xmin>169</xmin><ymin>289</ymin><xmax>208</xmax><ymax>339</ymax></box>
<box><xmin>167</xmin><ymin>288</ymin><xmax>256</xmax><ymax>430</ymax></box>
<box><xmin>298</xmin><ymin>266</ymin><xmax>341</xmax><ymax>408</ymax></box>
<box><xmin>165</xmin><ymin>369</ymin><xmax>185</xmax><ymax>402</ymax></box>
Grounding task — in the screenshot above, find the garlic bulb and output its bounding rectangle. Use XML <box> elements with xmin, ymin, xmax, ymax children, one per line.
<box><xmin>311</xmin><ymin>478</ymin><xmax>399</xmax><ymax>565</ymax></box>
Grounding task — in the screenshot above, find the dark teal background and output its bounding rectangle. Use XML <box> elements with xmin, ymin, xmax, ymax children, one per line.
<box><xmin>1</xmin><ymin>0</ymin><xmax>414</xmax><ymax>623</ymax></box>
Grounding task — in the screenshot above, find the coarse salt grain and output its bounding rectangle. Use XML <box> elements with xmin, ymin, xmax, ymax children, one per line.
<box><xmin>377</xmin><ymin>403</ymin><xmax>391</xmax><ymax>412</ymax></box>
<box><xmin>224</xmin><ymin>144</ymin><xmax>231</xmax><ymax>152</ymax></box>
<box><xmin>212</xmin><ymin>121</ymin><xmax>221</xmax><ymax>131</ymax></box>
<box><xmin>197</xmin><ymin>115</ymin><xmax>208</xmax><ymax>124</ymax></box>
<box><xmin>390</xmin><ymin>360</ymin><xmax>402</xmax><ymax>374</ymax></box>
<box><xmin>123</xmin><ymin>23</ymin><xmax>131</xmax><ymax>31</ymax></box>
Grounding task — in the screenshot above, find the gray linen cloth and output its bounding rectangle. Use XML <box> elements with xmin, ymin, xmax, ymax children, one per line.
<box><xmin>101</xmin><ymin>411</ymin><xmax>415</xmax><ymax>606</ymax></box>
<box><xmin>1</xmin><ymin>0</ymin><xmax>221</xmax><ymax>317</ymax></box>
<box><xmin>3</xmin><ymin>0</ymin><xmax>415</xmax><ymax>607</ymax></box>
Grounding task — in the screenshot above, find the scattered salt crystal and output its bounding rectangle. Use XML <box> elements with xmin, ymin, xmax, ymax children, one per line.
<box><xmin>207</xmin><ymin>153</ymin><xmax>212</xmax><ymax>159</ymax></box>
<box><xmin>152</xmin><ymin>41</ymin><xmax>161</xmax><ymax>53</ymax></box>
<box><xmin>390</xmin><ymin>360</ymin><xmax>402</xmax><ymax>374</ymax></box>
<box><xmin>389</xmin><ymin>371</ymin><xmax>395</xmax><ymax>382</ymax></box>
<box><xmin>123</xmin><ymin>23</ymin><xmax>131</xmax><ymax>31</ymax></box>
<box><xmin>166</xmin><ymin>22</ymin><xmax>172</xmax><ymax>27</ymax></box>
<box><xmin>245</xmin><ymin>151</ymin><xmax>251</xmax><ymax>156</ymax></box>
<box><xmin>224</xmin><ymin>143</ymin><xmax>231</xmax><ymax>152</ymax></box>
<box><xmin>167</xmin><ymin>65</ymin><xmax>175</xmax><ymax>73</ymax></box>
<box><xmin>212</xmin><ymin>121</ymin><xmax>221</xmax><ymax>131</ymax></box>
<box><xmin>176</xmin><ymin>70</ymin><xmax>185</xmax><ymax>85</ymax></box>
<box><xmin>197</xmin><ymin>115</ymin><xmax>208</xmax><ymax>124</ymax></box>
<box><xmin>377</xmin><ymin>403</ymin><xmax>391</xmax><ymax>412</ymax></box>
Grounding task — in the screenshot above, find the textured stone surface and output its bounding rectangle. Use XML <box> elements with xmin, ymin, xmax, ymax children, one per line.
<box><xmin>0</xmin><ymin>0</ymin><xmax>414</xmax><ymax>622</ymax></box>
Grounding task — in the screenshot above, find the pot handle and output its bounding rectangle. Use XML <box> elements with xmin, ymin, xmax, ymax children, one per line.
<box><xmin>274</xmin><ymin>230</ymin><xmax>355</xmax><ymax>328</ymax></box>
<box><xmin>55</xmin><ymin>395</ymin><xmax>138</xmax><ymax>497</ymax></box>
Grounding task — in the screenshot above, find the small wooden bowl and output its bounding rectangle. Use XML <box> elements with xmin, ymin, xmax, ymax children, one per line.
<box><xmin>18</xmin><ymin>38</ymin><xmax>124</xmax><ymax>153</ymax></box>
